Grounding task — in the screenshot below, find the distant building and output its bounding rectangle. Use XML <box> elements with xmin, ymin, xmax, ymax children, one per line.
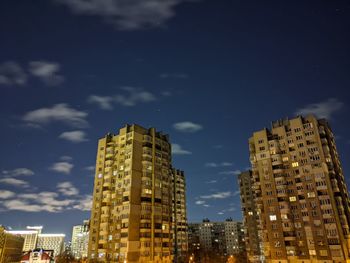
<box><xmin>188</xmin><ymin>219</ymin><xmax>245</xmax><ymax>262</ymax></box>
<box><xmin>71</xmin><ymin>220</ymin><xmax>89</xmax><ymax>259</ymax></box>
<box><xmin>172</xmin><ymin>169</ymin><xmax>188</xmax><ymax>262</ymax></box>
<box><xmin>246</xmin><ymin>115</ymin><xmax>350</xmax><ymax>261</ymax></box>
<box><xmin>7</xmin><ymin>226</ymin><xmax>42</xmax><ymax>252</ymax></box>
<box><xmin>0</xmin><ymin>226</ymin><xmax>24</xmax><ymax>263</ymax></box>
<box><xmin>20</xmin><ymin>249</ymin><xmax>54</xmax><ymax>263</ymax></box>
<box><xmin>37</xmin><ymin>234</ymin><xmax>65</xmax><ymax>257</ymax></box>
<box><xmin>238</xmin><ymin>171</ymin><xmax>262</xmax><ymax>262</ymax></box>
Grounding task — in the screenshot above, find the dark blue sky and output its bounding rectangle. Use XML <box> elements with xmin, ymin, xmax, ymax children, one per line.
<box><xmin>0</xmin><ymin>0</ymin><xmax>350</xmax><ymax>239</ymax></box>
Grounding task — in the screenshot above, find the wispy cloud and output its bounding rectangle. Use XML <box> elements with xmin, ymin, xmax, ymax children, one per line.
<box><xmin>0</xmin><ymin>178</ymin><xmax>30</xmax><ymax>188</ymax></box>
<box><xmin>2</xmin><ymin>168</ymin><xmax>34</xmax><ymax>177</ymax></box>
<box><xmin>0</xmin><ymin>61</ymin><xmax>27</xmax><ymax>86</ymax></box>
<box><xmin>205</xmin><ymin>180</ymin><xmax>218</xmax><ymax>184</ymax></box>
<box><xmin>53</xmin><ymin>0</ymin><xmax>197</xmax><ymax>30</ymax></box>
<box><xmin>0</xmin><ymin>190</ymin><xmax>15</xmax><ymax>199</ymax></box>
<box><xmin>57</xmin><ymin>181</ymin><xmax>79</xmax><ymax>196</ymax></box>
<box><xmin>60</xmin><ymin>156</ymin><xmax>73</xmax><ymax>161</ymax></box>
<box><xmin>200</xmin><ymin>191</ymin><xmax>232</xmax><ymax>199</ymax></box>
<box><xmin>205</xmin><ymin>162</ymin><xmax>233</xmax><ymax>168</ymax></box>
<box><xmin>115</xmin><ymin>87</ymin><xmax>156</xmax><ymax>106</ymax></box>
<box><xmin>160</xmin><ymin>73</ymin><xmax>188</xmax><ymax>79</ymax></box>
<box><xmin>295</xmin><ymin>98</ymin><xmax>343</xmax><ymax>120</ymax></box>
<box><xmin>85</xmin><ymin>166</ymin><xmax>95</xmax><ymax>171</ymax></box>
<box><xmin>22</xmin><ymin>103</ymin><xmax>88</xmax><ymax>128</ymax></box>
<box><xmin>73</xmin><ymin>195</ymin><xmax>92</xmax><ymax>211</ymax></box>
<box><xmin>87</xmin><ymin>95</ymin><xmax>114</xmax><ymax>110</ymax></box>
<box><xmin>172</xmin><ymin>143</ymin><xmax>192</xmax><ymax>155</ymax></box>
<box><xmin>50</xmin><ymin>162</ymin><xmax>74</xmax><ymax>174</ymax></box>
<box><xmin>59</xmin><ymin>130</ymin><xmax>88</xmax><ymax>143</ymax></box>
<box><xmin>29</xmin><ymin>61</ymin><xmax>64</xmax><ymax>86</ymax></box>
<box><xmin>88</xmin><ymin>87</ymin><xmax>156</xmax><ymax>109</ymax></box>
<box><xmin>219</xmin><ymin>170</ymin><xmax>241</xmax><ymax>176</ymax></box>
<box><xmin>173</xmin><ymin>121</ymin><xmax>203</xmax><ymax>133</ymax></box>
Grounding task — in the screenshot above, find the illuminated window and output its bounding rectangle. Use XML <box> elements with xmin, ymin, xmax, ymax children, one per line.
<box><xmin>292</xmin><ymin>162</ymin><xmax>299</xmax><ymax>167</ymax></box>
<box><xmin>270</xmin><ymin>215</ymin><xmax>277</xmax><ymax>221</ymax></box>
<box><xmin>307</xmin><ymin>192</ymin><xmax>315</xmax><ymax>198</ymax></box>
<box><xmin>282</xmin><ymin>157</ymin><xmax>289</xmax><ymax>162</ymax></box>
<box><xmin>309</xmin><ymin>250</ymin><xmax>316</xmax><ymax>256</ymax></box>
<box><xmin>248</xmin><ymin>211</ymin><xmax>253</xmax><ymax>215</ymax></box>
<box><xmin>289</xmin><ymin>196</ymin><xmax>297</xmax><ymax>202</ymax></box>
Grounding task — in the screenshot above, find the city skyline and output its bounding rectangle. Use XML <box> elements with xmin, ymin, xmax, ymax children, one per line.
<box><xmin>1</xmin><ymin>0</ymin><xmax>350</xmax><ymax>241</ymax></box>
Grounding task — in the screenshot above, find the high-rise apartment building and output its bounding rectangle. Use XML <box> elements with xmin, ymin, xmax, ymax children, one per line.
<box><xmin>238</xmin><ymin>171</ymin><xmax>262</xmax><ymax>262</ymax></box>
<box><xmin>0</xmin><ymin>226</ymin><xmax>24</xmax><ymax>263</ymax></box>
<box><xmin>7</xmin><ymin>226</ymin><xmax>42</xmax><ymax>252</ymax></box>
<box><xmin>88</xmin><ymin>124</ymin><xmax>187</xmax><ymax>263</ymax></box>
<box><xmin>172</xmin><ymin>169</ymin><xmax>188</xmax><ymax>262</ymax></box>
<box><xmin>37</xmin><ymin>234</ymin><xmax>65</xmax><ymax>257</ymax></box>
<box><xmin>247</xmin><ymin>115</ymin><xmax>350</xmax><ymax>262</ymax></box>
<box><xmin>71</xmin><ymin>220</ymin><xmax>89</xmax><ymax>259</ymax></box>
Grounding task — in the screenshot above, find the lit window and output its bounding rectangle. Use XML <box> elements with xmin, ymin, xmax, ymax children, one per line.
<box><xmin>292</xmin><ymin>162</ymin><xmax>299</xmax><ymax>167</ymax></box>
<box><xmin>289</xmin><ymin>196</ymin><xmax>297</xmax><ymax>202</ymax></box>
<box><xmin>270</xmin><ymin>215</ymin><xmax>277</xmax><ymax>221</ymax></box>
<box><xmin>248</xmin><ymin>211</ymin><xmax>253</xmax><ymax>216</ymax></box>
<box><xmin>98</xmin><ymin>174</ymin><xmax>103</xmax><ymax>178</ymax></box>
<box><xmin>307</xmin><ymin>192</ymin><xmax>315</xmax><ymax>198</ymax></box>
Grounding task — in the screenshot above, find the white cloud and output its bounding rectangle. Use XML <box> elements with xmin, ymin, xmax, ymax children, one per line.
<box><xmin>219</xmin><ymin>170</ymin><xmax>241</xmax><ymax>176</ymax></box>
<box><xmin>200</xmin><ymin>191</ymin><xmax>232</xmax><ymax>199</ymax></box>
<box><xmin>0</xmin><ymin>61</ymin><xmax>27</xmax><ymax>86</ymax></box>
<box><xmin>59</xmin><ymin>130</ymin><xmax>88</xmax><ymax>143</ymax></box>
<box><xmin>2</xmin><ymin>168</ymin><xmax>34</xmax><ymax>177</ymax></box>
<box><xmin>60</xmin><ymin>156</ymin><xmax>73</xmax><ymax>161</ymax></box>
<box><xmin>53</xmin><ymin>0</ymin><xmax>196</xmax><ymax>30</ymax></box>
<box><xmin>195</xmin><ymin>200</ymin><xmax>206</xmax><ymax>205</ymax></box>
<box><xmin>50</xmin><ymin>162</ymin><xmax>74</xmax><ymax>174</ymax></box>
<box><xmin>88</xmin><ymin>87</ymin><xmax>157</xmax><ymax>109</ymax></box>
<box><xmin>29</xmin><ymin>61</ymin><xmax>64</xmax><ymax>86</ymax></box>
<box><xmin>295</xmin><ymin>98</ymin><xmax>343</xmax><ymax>120</ymax></box>
<box><xmin>73</xmin><ymin>195</ymin><xmax>92</xmax><ymax>211</ymax></box>
<box><xmin>114</xmin><ymin>87</ymin><xmax>156</xmax><ymax>107</ymax></box>
<box><xmin>172</xmin><ymin>143</ymin><xmax>192</xmax><ymax>155</ymax></box>
<box><xmin>0</xmin><ymin>190</ymin><xmax>15</xmax><ymax>199</ymax></box>
<box><xmin>205</xmin><ymin>162</ymin><xmax>233</xmax><ymax>168</ymax></box>
<box><xmin>173</xmin><ymin>121</ymin><xmax>203</xmax><ymax>133</ymax></box>
<box><xmin>160</xmin><ymin>73</ymin><xmax>188</xmax><ymax>79</ymax></box>
<box><xmin>85</xmin><ymin>166</ymin><xmax>95</xmax><ymax>171</ymax></box>
<box><xmin>205</xmin><ymin>180</ymin><xmax>217</xmax><ymax>184</ymax></box>
<box><xmin>0</xmin><ymin>178</ymin><xmax>29</xmax><ymax>188</ymax></box>
<box><xmin>232</xmin><ymin>190</ymin><xmax>240</xmax><ymax>196</ymax></box>
<box><xmin>22</xmin><ymin>103</ymin><xmax>88</xmax><ymax>128</ymax></box>
<box><xmin>218</xmin><ymin>212</ymin><xmax>224</xmax><ymax>215</ymax></box>
<box><xmin>87</xmin><ymin>95</ymin><xmax>114</xmax><ymax>110</ymax></box>
<box><xmin>57</xmin><ymin>181</ymin><xmax>79</xmax><ymax>196</ymax></box>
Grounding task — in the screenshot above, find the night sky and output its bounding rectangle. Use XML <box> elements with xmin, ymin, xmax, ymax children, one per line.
<box><xmin>1</xmin><ymin>0</ymin><xmax>350</xmax><ymax>240</ymax></box>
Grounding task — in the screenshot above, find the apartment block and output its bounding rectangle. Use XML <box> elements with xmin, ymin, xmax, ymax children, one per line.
<box><xmin>37</xmin><ymin>234</ymin><xmax>65</xmax><ymax>257</ymax></box>
<box><xmin>248</xmin><ymin>115</ymin><xmax>350</xmax><ymax>262</ymax></box>
<box><xmin>188</xmin><ymin>219</ymin><xmax>245</xmax><ymax>262</ymax></box>
<box><xmin>0</xmin><ymin>226</ymin><xmax>24</xmax><ymax>263</ymax></box>
<box><xmin>71</xmin><ymin>220</ymin><xmax>89</xmax><ymax>259</ymax></box>
<box><xmin>88</xmin><ymin>124</ymin><xmax>188</xmax><ymax>263</ymax></box>
<box><xmin>238</xmin><ymin>171</ymin><xmax>262</xmax><ymax>262</ymax></box>
<box><xmin>172</xmin><ymin>169</ymin><xmax>188</xmax><ymax>262</ymax></box>
<box><xmin>7</xmin><ymin>226</ymin><xmax>42</xmax><ymax>252</ymax></box>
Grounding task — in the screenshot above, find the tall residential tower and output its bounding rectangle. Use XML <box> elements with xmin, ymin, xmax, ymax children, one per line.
<box><xmin>88</xmin><ymin>124</ymin><xmax>187</xmax><ymax>263</ymax></box>
<box><xmin>246</xmin><ymin>115</ymin><xmax>350</xmax><ymax>262</ymax></box>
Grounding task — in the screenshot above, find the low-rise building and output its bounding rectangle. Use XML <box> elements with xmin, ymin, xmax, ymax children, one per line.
<box><xmin>37</xmin><ymin>234</ymin><xmax>65</xmax><ymax>257</ymax></box>
<box><xmin>21</xmin><ymin>249</ymin><xmax>54</xmax><ymax>263</ymax></box>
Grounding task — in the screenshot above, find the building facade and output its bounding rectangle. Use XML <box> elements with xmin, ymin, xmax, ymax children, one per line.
<box><xmin>21</xmin><ymin>249</ymin><xmax>54</xmax><ymax>263</ymax></box>
<box><xmin>0</xmin><ymin>226</ymin><xmax>24</xmax><ymax>263</ymax></box>
<box><xmin>238</xmin><ymin>170</ymin><xmax>262</xmax><ymax>262</ymax></box>
<box><xmin>188</xmin><ymin>219</ymin><xmax>245</xmax><ymax>262</ymax></box>
<box><xmin>248</xmin><ymin>115</ymin><xmax>350</xmax><ymax>262</ymax></box>
<box><xmin>172</xmin><ymin>169</ymin><xmax>188</xmax><ymax>262</ymax></box>
<box><xmin>71</xmin><ymin>220</ymin><xmax>89</xmax><ymax>259</ymax></box>
<box><xmin>88</xmin><ymin>124</ymin><xmax>187</xmax><ymax>263</ymax></box>
<box><xmin>37</xmin><ymin>234</ymin><xmax>65</xmax><ymax>257</ymax></box>
<box><xmin>8</xmin><ymin>226</ymin><xmax>42</xmax><ymax>252</ymax></box>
